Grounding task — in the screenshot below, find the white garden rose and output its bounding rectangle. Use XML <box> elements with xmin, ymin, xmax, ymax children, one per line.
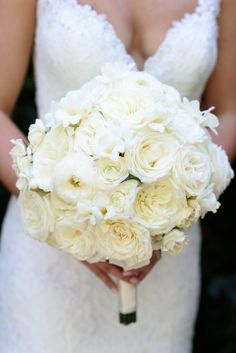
<box><xmin>161</xmin><ymin>229</ymin><xmax>189</xmax><ymax>255</ymax></box>
<box><xmin>134</xmin><ymin>178</ymin><xmax>189</xmax><ymax>233</ymax></box>
<box><xmin>173</xmin><ymin>144</ymin><xmax>212</xmax><ymax>196</ymax></box>
<box><xmin>28</xmin><ymin>119</ymin><xmax>46</xmax><ymax>152</ymax></box>
<box><xmin>150</xmin><ymin>232</ymin><xmax>163</xmax><ymax>251</ymax></box>
<box><xmin>97</xmin><ymin>219</ymin><xmax>152</xmax><ymax>270</ymax></box>
<box><xmin>108</xmin><ymin>180</ymin><xmax>139</xmax><ymax>219</ymax></box>
<box><xmin>53</xmin><ymin>151</ymin><xmax>95</xmax><ymax>204</ymax></box>
<box><xmin>125</xmin><ymin>131</ymin><xmax>179</xmax><ymax>183</ymax></box>
<box><xmin>32</xmin><ymin>125</ymin><xmax>72</xmax><ymax>191</ymax></box>
<box><xmin>52</xmin><ymin>218</ymin><xmax>102</xmax><ymax>262</ymax></box>
<box><xmin>95</xmin><ymin>156</ymin><xmax>129</xmax><ymax>188</ymax></box>
<box><xmin>208</xmin><ymin>143</ymin><xmax>234</xmax><ymax>197</ymax></box>
<box><xmin>177</xmin><ymin>198</ymin><xmax>201</xmax><ymax>230</ymax></box>
<box><xmin>98</xmin><ymin>81</ymin><xmax>159</xmax><ymax>129</ymax></box>
<box><xmin>19</xmin><ymin>189</ymin><xmax>54</xmax><ymax>241</ymax></box>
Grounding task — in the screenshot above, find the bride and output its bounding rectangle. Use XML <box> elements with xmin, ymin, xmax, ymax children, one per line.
<box><xmin>0</xmin><ymin>0</ymin><xmax>235</xmax><ymax>352</ymax></box>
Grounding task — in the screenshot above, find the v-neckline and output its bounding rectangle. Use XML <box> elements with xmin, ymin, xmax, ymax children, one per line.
<box><xmin>73</xmin><ymin>0</ymin><xmax>202</xmax><ymax>71</ymax></box>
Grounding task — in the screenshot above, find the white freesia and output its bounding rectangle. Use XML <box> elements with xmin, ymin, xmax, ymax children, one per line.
<box><xmin>53</xmin><ymin>152</ymin><xmax>95</xmax><ymax>204</ymax></box>
<box><xmin>32</xmin><ymin>125</ymin><xmax>72</xmax><ymax>191</ymax></box>
<box><xmin>134</xmin><ymin>178</ymin><xmax>189</xmax><ymax>233</ymax></box>
<box><xmin>97</xmin><ymin>219</ymin><xmax>152</xmax><ymax>270</ymax></box>
<box><xmin>208</xmin><ymin>143</ymin><xmax>234</xmax><ymax>197</ymax></box>
<box><xmin>10</xmin><ymin>139</ymin><xmax>28</xmax><ymax>175</ymax></box>
<box><xmin>125</xmin><ymin>131</ymin><xmax>179</xmax><ymax>183</ymax></box>
<box><xmin>52</xmin><ymin>218</ymin><xmax>102</xmax><ymax>262</ymax></box>
<box><xmin>95</xmin><ymin>157</ymin><xmax>129</xmax><ymax>188</ymax></box>
<box><xmin>161</xmin><ymin>229</ymin><xmax>189</xmax><ymax>254</ymax></box>
<box><xmin>28</xmin><ymin>119</ymin><xmax>46</xmax><ymax>151</ymax></box>
<box><xmin>108</xmin><ymin>180</ymin><xmax>139</xmax><ymax>219</ymax></box>
<box><xmin>167</xmin><ymin>109</ymin><xmax>208</xmax><ymax>144</ymax></box>
<box><xmin>198</xmin><ymin>189</ymin><xmax>221</xmax><ymax>216</ymax></box>
<box><xmin>173</xmin><ymin>144</ymin><xmax>212</xmax><ymax>196</ymax></box>
<box><xmin>75</xmin><ymin>111</ymin><xmax>126</xmax><ymax>161</ymax></box>
<box><xmin>10</xmin><ymin>139</ymin><xmax>33</xmax><ymax>190</ymax></box>
<box><xmin>148</xmin><ymin>105</ymin><xmax>172</xmax><ymax>133</ymax></box>
<box><xmin>76</xmin><ymin>191</ymin><xmax>113</xmax><ymax>225</ymax></box>
<box><xmin>19</xmin><ymin>189</ymin><xmax>54</xmax><ymax>241</ymax></box>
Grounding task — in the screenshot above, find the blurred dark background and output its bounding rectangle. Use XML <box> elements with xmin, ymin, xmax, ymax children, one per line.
<box><xmin>0</xmin><ymin>65</ymin><xmax>236</xmax><ymax>353</ymax></box>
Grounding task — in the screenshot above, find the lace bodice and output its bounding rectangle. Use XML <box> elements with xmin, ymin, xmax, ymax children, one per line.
<box><xmin>35</xmin><ymin>0</ymin><xmax>221</xmax><ymax>120</ymax></box>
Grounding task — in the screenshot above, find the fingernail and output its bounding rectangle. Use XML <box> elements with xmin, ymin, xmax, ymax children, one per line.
<box><xmin>129</xmin><ymin>277</ymin><xmax>138</xmax><ymax>285</ymax></box>
<box><xmin>123</xmin><ymin>271</ymin><xmax>132</xmax><ymax>277</ymax></box>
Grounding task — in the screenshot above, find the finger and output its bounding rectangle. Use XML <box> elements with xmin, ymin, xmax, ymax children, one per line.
<box><xmin>92</xmin><ymin>265</ymin><xmax>119</xmax><ymax>293</ymax></box>
<box><xmin>102</xmin><ymin>263</ymin><xmax>125</xmax><ymax>280</ymax></box>
<box><xmin>136</xmin><ymin>251</ymin><xmax>161</xmax><ymax>283</ymax></box>
<box><xmin>123</xmin><ymin>268</ymin><xmax>141</xmax><ymax>278</ymax></box>
<box><xmin>137</xmin><ymin>260</ymin><xmax>158</xmax><ymax>282</ymax></box>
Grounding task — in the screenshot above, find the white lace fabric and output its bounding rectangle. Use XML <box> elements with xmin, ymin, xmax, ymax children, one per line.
<box><xmin>0</xmin><ymin>1</ymin><xmax>221</xmax><ymax>352</ymax></box>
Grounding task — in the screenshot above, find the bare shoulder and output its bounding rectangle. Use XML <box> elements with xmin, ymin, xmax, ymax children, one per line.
<box><xmin>0</xmin><ymin>0</ymin><xmax>37</xmax><ymax>115</ymax></box>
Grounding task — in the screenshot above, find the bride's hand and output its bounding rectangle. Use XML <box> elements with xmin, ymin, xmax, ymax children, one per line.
<box><xmin>82</xmin><ymin>261</ymin><xmax>127</xmax><ymax>293</ymax></box>
<box><xmin>122</xmin><ymin>250</ymin><xmax>161</xmax><ymax>285</ymax></box>
<box><xmin>82</xmin><ymin>250</ymin><xmax>161</xmax><ymax>293</ymax></box>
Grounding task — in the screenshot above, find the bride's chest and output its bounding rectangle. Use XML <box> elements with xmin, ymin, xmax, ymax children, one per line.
<box><xmin>35</xmin><ymin>0</ymin><xmax>220</xmax><ymax>110</ymax></box>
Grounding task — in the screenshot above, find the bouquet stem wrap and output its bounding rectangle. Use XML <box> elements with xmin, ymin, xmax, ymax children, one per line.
<box><xmin>119</xmin><ymin>280</ymin><xmax>137</xmax><ymax>325</ymax></box>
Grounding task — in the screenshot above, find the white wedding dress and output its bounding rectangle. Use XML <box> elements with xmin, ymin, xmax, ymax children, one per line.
<box><xmin>0</xmin><ymin>0</ymin><xmax>221</xmax><ymax>352</ymax></box>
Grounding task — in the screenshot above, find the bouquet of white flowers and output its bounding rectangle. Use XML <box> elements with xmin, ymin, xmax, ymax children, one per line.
<box><xmin>11</xmin><ymin>63</ymin><xmax>234</xmax><ymax>325</ymax></box>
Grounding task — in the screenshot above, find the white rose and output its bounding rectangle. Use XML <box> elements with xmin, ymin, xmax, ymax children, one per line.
<box><xmin>208</xmin><ymin>143</ymin><xmax>234</xmax><ymax>197</ymax></box>
<box><xmin>150</xmin><ymin>232</ymin><xmax>163</xmax><ymax>251</ymax></box>
<box><xmin>53</xmin><ymin>151</ymin><xmax>95</xmax><ymax>204</ymax></box>
<box><xmin>32</xmin><ymin>125</ymin><xmax>72</xmax><ymax>191</ymax></box>
<box><xmin>98</xmin><ymin>82</ymin><xmax>159</xmax><ymax>129</ymax></box>
<box><xmin>19</xmin><ymin>189</ymin><xmax>54</xmax><ymax>241</ymax></box>
<box><xmin>95</xmin><ymin>157</ymin><xmax>129</xmax><ymax>188</ymax></box>
<box><xmin>161</xmin><ymin>229</ymin><xmax>189</xmax><ymax>254</ymax></box>
<box><xmin>50</xmin><ymin>192</ymin><xmax>77</xmax><ymax>220</ymax></box>
<box><xmin>134</xmin><ymin>178</ymin><xmax>188</xmax><ymax>233</ymax></box>
<box><xmin>177</xmin><ymin>198</ymin><xmax>201</xmax><ymax>230</ymax></box>
<box><xmin>52</xmin><ymin>218</ymin><xmax>102</xmax><ymax>262</ymax></box>
<box><xmin>97</xmin><ymin>219</ymin><xmax>152</xmax><ymax>270</ymax></box>
<box><xmin>28</xmin><ymin>119</ymin><xmax>46</xmax><ymax>152</ymax></box>
<box><xmin>125</xmin><ymin>131</ymin><xmax>179</xmax><ymax>183</ymax></box>
<box><xmin>108</xmin><ymin>180</ymin><xmax>139</xmax><ymax>219</ymax></box>
<box><xmin>173</xmin><ymin>144</ymin><xmax>212</xmax><ymax>196</ymax></box>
